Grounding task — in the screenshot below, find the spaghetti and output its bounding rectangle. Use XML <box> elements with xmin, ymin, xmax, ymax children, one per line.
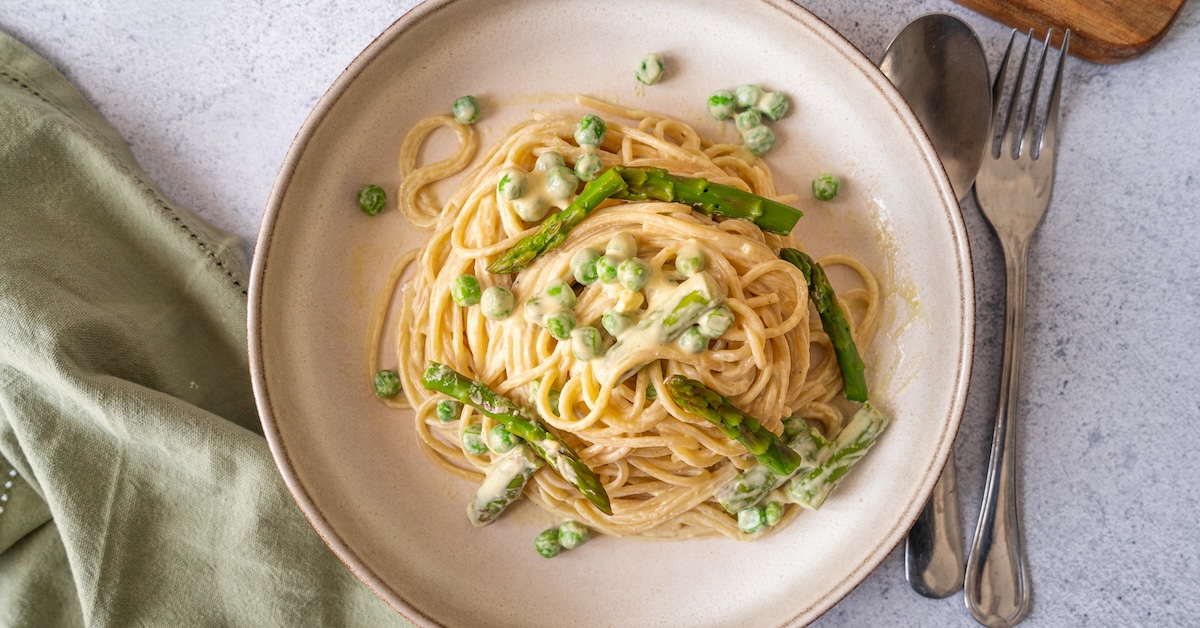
<box><xmin>374</xmin><ymin>97</ymin><xmax>880</xmax><ymax>540</ymax></box>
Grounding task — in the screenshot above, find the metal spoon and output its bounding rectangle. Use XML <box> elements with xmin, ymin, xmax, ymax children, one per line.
<box><xmin>878</xmin><ymin>13</ymin><xmax>991</xmax><ymax>599</ymax></box>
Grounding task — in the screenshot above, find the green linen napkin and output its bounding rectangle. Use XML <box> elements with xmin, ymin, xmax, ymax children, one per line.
<box><xmin>0</xmin><ymin>30</ymin><xmax>405</xmax><ymax>626</ymax></box>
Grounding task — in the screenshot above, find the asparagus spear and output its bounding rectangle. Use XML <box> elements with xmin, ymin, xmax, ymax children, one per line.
<box><xmin>422</xmin><ymin>362</ymin><xmax>613</xmax><ymax>515</ymax></box>
<box><xmin>779</xmin><ymin>248</ymin><xmax>868</xmax><ymax>402</ymax></box>
<box><xmin>713</xmin><ymin>417</ymin><xmax>830</xmax><ymax>514</ymax></box>
<box><xmin>664</xmin><ymin>375</ymin><xmax>804</xmax><ymax>476</ymax></box>
<box><xmin>487</xmin><ymin>167</ymin><xmax>628</xmax><ymax>274</ymax></box>
<box><xmin>787</xmin><ymin>403</ymin><xmax>888</xmax><ymax>510</ymax></box>
<box><xmin>488</xmin><ymin>166</ymin><xmax>805</xmax><ymax>274</ymax></box>
<box><xmin>468</xmin><ymin>444</ymin><xmax>543</xmax><ymax>527</ymax></box>
<box><xmin>611</xmin><ymin>166</ymin><xmax>803</xmax><ymax>235</ymax></box>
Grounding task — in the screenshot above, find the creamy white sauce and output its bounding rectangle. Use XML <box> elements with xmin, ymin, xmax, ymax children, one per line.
<box><xmin>474</xmin><ymin>446</ymin><xmax>538</xmax><ymax>505</ymax></box>
<box><xmin>594</xmin><ymin>271</ymin><xmax>724</xmax><ymax>382</ymax></box>
<box><xmin>505</xmin><ymin>154</ymin><xmax>579</xmax><ymax>222</ymax></box>
<box><xmin>540</xmin><ymin>438</ymin><xmax>562</xmax><ymax>457</ymax></box>
<box><xmin>524</xmin><ymin>288</ymin><xmax>572</xmax><ymax>327</ymax></box>
<box><xmin>538</xmin><ymin>439</ymin><xmax>579</xmax><ymax>484</ymax></box>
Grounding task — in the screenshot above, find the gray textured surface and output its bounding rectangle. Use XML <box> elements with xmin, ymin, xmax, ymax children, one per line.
<box><xmin>4</xmin><ymin>1</ymin><xmax>1199</xmax><ymax>626</ymax></box>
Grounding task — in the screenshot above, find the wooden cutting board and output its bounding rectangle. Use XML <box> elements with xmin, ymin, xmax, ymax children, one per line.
<box><xmin>952</xmin><ymin>0</ymin><xmax>1187</xmax><ymax>63</ymax></box>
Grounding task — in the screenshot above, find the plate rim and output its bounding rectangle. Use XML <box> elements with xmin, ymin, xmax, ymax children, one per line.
<box><xmin>247</xmin><ymin>0</ymin><xmax>975</xmax><ymax>624</ymax></box>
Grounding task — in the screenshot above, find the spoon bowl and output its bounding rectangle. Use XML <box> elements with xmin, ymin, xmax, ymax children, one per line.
<box><xmin>881</xmin><ymin>14</ymin><xmax>992</xmax><ymax>199</ymax></box>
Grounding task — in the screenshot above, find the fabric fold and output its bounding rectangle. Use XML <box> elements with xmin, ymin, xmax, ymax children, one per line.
<box><xmin>0</xmin><ymin>29</ymin><xmax>403</xmax><ymax>627</ymax></box>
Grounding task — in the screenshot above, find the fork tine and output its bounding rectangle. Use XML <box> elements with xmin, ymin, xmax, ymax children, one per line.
<box><xmin>1021</xmin><ymin>29</ymin><xmax>1053</xmax><ymax>158</ymax></box>
<box><xmin>1039</xmin><ymin>30</ymin><xmax>1071</xmax><ymax>161</ymax></box>
<box><xmin>990</xmin><ymin>30</ymin><xmax>1017</xmax><ymax>158</ymax></box>
<box><xmin>991</xmin><ymin>31</ymin><xmax>1017</xmax><ymax>130</ymax></box>
<box><xmin>999</xmin><ymin>31</ymin><xmax>1034</xmax><ymax>160</ymax></box>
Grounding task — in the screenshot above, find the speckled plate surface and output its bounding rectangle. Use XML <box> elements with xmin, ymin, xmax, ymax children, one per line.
<box><xmin>248</xmin><ymin>0</ymin><xmax>973</xmax><ymax>625</ymax></box>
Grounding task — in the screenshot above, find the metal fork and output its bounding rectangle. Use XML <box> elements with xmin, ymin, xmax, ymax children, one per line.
<box><xmin>965</xmin><ymin>28</ymin><xmax>1070</xmax><ymax>628</ymax></box>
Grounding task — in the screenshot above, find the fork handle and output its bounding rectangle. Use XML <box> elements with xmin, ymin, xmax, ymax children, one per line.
<box><xmin>965</xmin><ymin>243</ymin><xmax>1032</xmax><ymax>627</ymax></box>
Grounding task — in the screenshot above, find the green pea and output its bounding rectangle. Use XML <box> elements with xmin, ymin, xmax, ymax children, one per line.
<box><xmin>596</xmin><ymin>254</ymin><xmax>621</xmax><ymax>284</ymax></box>
<box><xmin>757</xmin><ymin>91</ymin><xmax>789</xmax><ymax>121</ymax></box>
<box><xmin>462</xmin><ymin>424</ymin><xmax>488</xmax><ymax>455</ymax></box>
<box><xmin>571</xmin><ymin>326</ymin><xmax>603</xmax><ymax>361</ymax></box>
<box><xmin>678</xmin><ymin>326</ymin><xmax>708</xmax><ymax>354</ymax></box>
<box><xmin>545</xmin><ymin>165</ymin><xmax>579</xmax><ymax>200</ymax></box>
<box><xmin>524</xmin><ymin>297</ymin><xmax>547</xmax><ymax>325</ymax></box>
<box><xmin>357</xmin><ymin>184</ymin><xmax>387</xmax><ymax>216</ymax></box>
<box><xmin>735</xmin><ymin>84</ymin><xmax>762</xmax><ymax>109</ymax></box>
<box><xmin>812</xmin><ymin>174</ymin><xmax>840</xmax><ymax>201</ymax></box>
<box><xmin>545</xmin><ymin>280</ymin><xmax>577</xmax><ymax>309</ymax></box>
<box><xmin>481</xmin><ymin>285</ymin><xmax>515</xmax><ymax>320</ymax></box>
<box><xmin>558</xmin><ymin>520</ymin><xmax>591</xmax><ymax>549</ymax></box>
<box><xmin>764</xmin><ymin>501</ymin><xmax>784</xmax><ymax>527</ymax></box>
<box><xmin>574</xmin><ymin>153</ymin><xmax>603</xmax><ymax>182</ymax></box>
<box><xmin>488</xmin><ymin>424</ymin><xmax>517</xmax><ymax>453</ymax></box>
<box><xmin>605</xmin><ymin>232</ymin><xmax>637</xmax><ymax>259</ymax></box>
<box><xmin>571</xmin><ymin>248</ymin><xmax>601</xmax><ymax>285</ymax></box>
<box><xmin>497</xmin><ymin>168</ymin><xmax>527</xmax><ymax>201</ymax></box>
<box><xmin>697</xmin><ymin>305</ymin><xmax>734</xmax><ymax>338</ymax></box>
<box><xmin>546</xmin><ymin>311</ymin><xmax>576</xmax><ymax>340</ymax></box>
<box><xmin>513</xmin><ymin>195</ymin><xmax>550</xmax><ymax>222</ymax></box>
<box><xmin>452</xmin><ymin>95</ymin><xmax>480</xmax><ymax>125</ymax></box>
<box><xmin>574</xmin><ymin>115</ymin><xmax>608</xmax><ymax>147</ymax></box>
<box><xmin>782</xmin><ymin>415</ymin><xmax>814</xmax><ymax>442</ymax></box>
<box><xmin>435</xmin><ymin>399</ymin><xmax>462</xmax><ymax>422</ymax></box>
<box><xmin>635</xmin><ymin>53</ymin><xmax>665</xmax><ymax>86</ymax></box>
<box><xmin>535</xmin><ymin>528</ymin><xmax>562</xmax><ymax>558</ymax></box>
<box><xmin>743</xmin><ymin>125</ymin><xmax>776</xmax><ymax>156</ymax></box>
<box><xmin>676</xmin><ymin>252</ymin><xmax>706</xmax><ymax>278</ymax></box>
<box><xmin>618</xmin><ymin>258</ymin><xmax>651</xmax><ymax>292</ymax></box>
<box><xmin>706</xmin><ymin>90</ymin><xmax>736</xmax><ymax>121</ymax></box>
<box><xmin>738</xmin><ymin>505</ymin><xmax>767</xmax><ymax>534</ymax></box>
<box><xmin>450</xmin><ymin>274</ymin><xmax>482</xmax><ymax>307</ymax></box>
<box><xmin>645</xmin><ymin>385</ymin><xmax>658</xmax><ymax>401</ymax></box>
<box><xmin>373</xmin><ymin>370</ymin><xmax>401</xmax><ymax>398</ymax></box>
<box><xmin>601</xmin><ymin>310</ymin><xmax>632</xmax><ymax>336</ymax></box>
<box><xmin>535</xmin><ymin>151</ymin><xmax>566</xmax><ymax>173</ymax></box>
<box><xmin>735</xmin><ymin>109</ymin><xmax>763</xmax><ymax>135</ymax></box>
<box><xmin>529</xmin><ymin>381</ymin><xmax>562</xmax><ymax>417</ymax></box>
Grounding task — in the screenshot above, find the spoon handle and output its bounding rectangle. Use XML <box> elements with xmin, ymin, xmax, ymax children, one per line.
<box><xmin>904</xmin><ymin>447</ymin><xmax>965</xmax><ymax>598</ymax></box>
<box><xmin>965</xmin><ymin>242</ymin><xmax>1031</xmax><ymax>627</ymax></box>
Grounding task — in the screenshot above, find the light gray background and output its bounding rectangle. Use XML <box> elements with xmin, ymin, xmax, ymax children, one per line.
<box><xmin>4</xmin><ymin>1</ymin><xmax>1198</xmax><ymax>626</ymax></box>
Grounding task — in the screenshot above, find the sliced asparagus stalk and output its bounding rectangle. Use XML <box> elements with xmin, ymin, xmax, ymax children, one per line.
<box><xmin>787</xmin><ymin>403</ymin><xmax>889</xmax><ymax>510</ymax></box>
<box><xmin>779</xmin><ymin>248</ymin><xmax>868</xmax><ymax>402</ymax></box>
<box><xmin>467</xmin><ymin>444</ymin><xmax>543</xmax><ymax>527</ymax></box>
<box><xmin>714</xmin><ymin>417</ymin><xmax>830</xmax><ymax>514</ymax></box>
<box><xmin>664</xmin><ymin>375</ymin><xmax>804</xmax><ymax>476</ymax></box>
<box><xmin>422</xmin><ymin>362</ymin><xmax>612</xmax><ymax>515</ymax></box>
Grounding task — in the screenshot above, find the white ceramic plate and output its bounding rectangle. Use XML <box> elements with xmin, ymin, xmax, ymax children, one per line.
<box><xmin>249</xmin><ymin>0</ymin><xmax>973</xmax><ymax>625</ymax></box>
